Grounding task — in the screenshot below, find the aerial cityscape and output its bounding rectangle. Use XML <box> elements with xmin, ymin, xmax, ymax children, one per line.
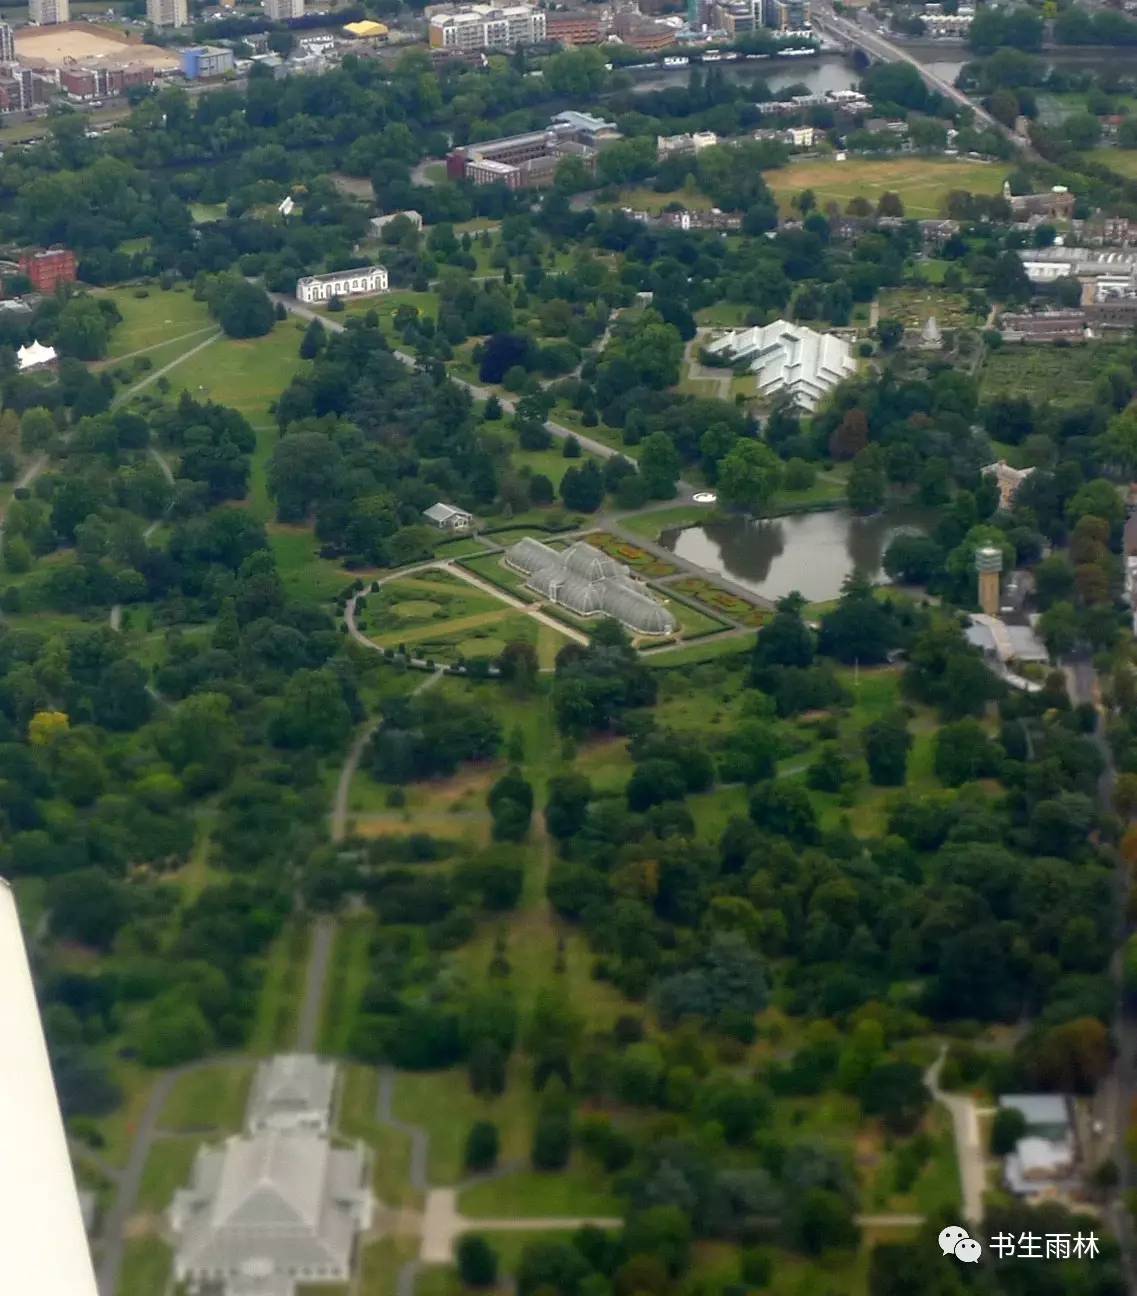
<box><xmin>4</xmin><ymin>0</ymin><xmax>1137</xmax><ymax>1292</ymax></box>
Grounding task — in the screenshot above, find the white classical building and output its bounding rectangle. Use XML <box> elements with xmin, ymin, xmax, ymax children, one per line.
<box><xmin>703</xmin><ymin>320</ymin><xmax>856</xmax><ymax>410</ymax></box>
<box><xmin>170</xmin><ymin>1132</ymin><xmax>372</xmax><ymax>1296</ymax></box>
<box><xmin>247</xmin><ymin>1056</ymin><xmax>335</xmax><ymax>1137</ymax></box>
<box><xmin>370</xmin><ymin>210</ymin><xmax>423</xmax><ymax>237</ymax></box>
<box><xmin>296</xmin><ymin>265</ymin><xmax>388</xmax><ymax>305</ymax></box>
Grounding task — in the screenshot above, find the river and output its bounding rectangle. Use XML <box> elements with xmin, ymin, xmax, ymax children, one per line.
<box><xmin>660</xmin><ymin>505</ymin><xmax>935</xmax><ymax>603</ymax></box>
<box><xmin>624</xmin><ymin>53</ymin><xmax>863</xmax><ymax>98</ymax></box>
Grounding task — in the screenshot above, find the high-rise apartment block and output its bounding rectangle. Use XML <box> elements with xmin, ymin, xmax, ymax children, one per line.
<box><xmin>147</xmin><ymin>0</ymin><xmax>187</xmax><ymax>27</ymax></box>
<box><xmin>28</xmin><ymin>0</ymin><xmax>70</xmax><ymax>25</ymax></box>
<box><xmin>0</xmin><ymin>22</ymin><xmax>14</xmax><ymax>62</ymax></box>
<box><xmin>264</xmin><ymin>0</ymin><xmax>305</xmax><ymax>19</ymax></box>
<box><xmin>429</xmin><ymin>5</ymin><xmax>547</xmax><ymax>51</ymax></box>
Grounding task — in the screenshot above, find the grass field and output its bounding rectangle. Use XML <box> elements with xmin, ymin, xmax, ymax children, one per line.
<box><xmin>119</xmin><ymin>1235</ymin><xmax>172</xmax><ymax>1296</ymax></box>
<box><xmin>138</xmin><ymin>1136</ymin><xmax>200</xmax><ymax>1211</ymax></box>
<box><xmin>161</xmin><ymin>1062</ymin><xmax>253</xmax><ymax>1133</ymax></box>
<box><xmin>460</xmin><ymin>1165</ymin><xmax>622</xmax><ymax>1217</ymax></box>
<box><xmin>268</xmin><ymin>526</ymin><xmax>358</xmax><ymax>605</ymax></box>
<box><xmin>250</xmin><ymin>919</ymin><xmax>309</xmax><ymax>1055</ymax></box>
<box><xmin>167</xmin><ymin>320</ymin><xmax>307</xmax><ymax>425</ymax></box>
<box><xmin>320</xmin><ymin>917</ymin><xmax>374</xmax><ymax>1057</ymax></box>
<box><xmin>100</xmin><ymin>286</ymin><xmax>213</xmax><ymax>359</ymax></box>
<box><xmin>764</xmin><ymin>156</ymin><xmax>1009</xmax><ymax>217</ymax></box>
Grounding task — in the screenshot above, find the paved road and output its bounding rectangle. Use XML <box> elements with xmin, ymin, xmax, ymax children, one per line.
<box><xmin>295</xmin><ymin>915</ymin><xmax>335</xmax><ymax>1053</ymax></box>
<box><xmin>925</xmin><ymin>1050</ymin><xmax>986</xmax><ymax>1226</ymax></box>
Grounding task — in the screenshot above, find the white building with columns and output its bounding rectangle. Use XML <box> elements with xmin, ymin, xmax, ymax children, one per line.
<box><xmin>296</xmin><ymin>265</ymin><xmax>388</xmax><ymax>305</ymax></box>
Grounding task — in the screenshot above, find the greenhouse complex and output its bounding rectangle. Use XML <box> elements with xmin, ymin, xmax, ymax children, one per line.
<box><xmin>504</xmin><ymin>539</ymin><xmax>677</xmax><ymax>635</ymax></box>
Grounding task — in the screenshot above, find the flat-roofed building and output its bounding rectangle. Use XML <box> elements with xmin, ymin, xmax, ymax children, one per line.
<box><xmin>429</xmin><ymin>5</ymin><xmax>546</xmax><ymax>50</ymax></box>
<box><xmin>296</xmin><ymin>265</ymin><xmax>388</xmax><ymax>304</ymax></box>
<box><xmin>546</xmin><ymin>10</ymin><xmax>602</xmax><ymax>43</ymax></box>
<box><xmin>448</xmin><ymin>122</ymin><xmax>604</xmax><ymax>189</ymax></box>
<box><xmin>265</xmin><ymin>0</ymin><xmax>305</xmax><ymax>19</ymax></box>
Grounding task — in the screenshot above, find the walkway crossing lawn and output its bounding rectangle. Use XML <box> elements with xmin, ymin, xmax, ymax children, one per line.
<box><xmin>459</xmin><ymin>1165</ymin><xmax>622</xmax><ymax>1218</ymax></box>
<box><xmin>99</xmin><ymin>285</ymin><xmax>212</xmax><ymax>358</ymax></box>
<box><xmin>338</xmin><ymin>1065</ymin><xmax>419</xmax><ymax>1209</ymax></box>
<box><xmin>138</xmin><ymin>1136</ymin><xmax>200</xmax><ymax>1211</ymax></box>
<box><xmin>764</xmin><ymin>156</ymin><xmax>1009</xmax><ymax>217</ymax></box>
<box><xmin>250</xmin><ymin>919</ymin><xmax>309</xmax><ymax>1055</ymax></box>
<box><xmin>161</xmin><ymin>1062</ymin><xmax>253</xmax><ymax>1134</ymax></box>
<box><xmin>118</xmin><ymin>1235</ymin><xmax>172</xmax><ymax>1296</ymax></box>
<box><xmin>166</xmin><ymin>319</ymin><xmax>308</xmax><ymax>423</ymax></box>
<box><xmin>368</xmin><ymin>606</ymin><xmax>512</xmax><ymax>649</ymax></box>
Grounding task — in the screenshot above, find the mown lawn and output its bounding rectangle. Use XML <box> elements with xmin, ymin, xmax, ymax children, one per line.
<box><xmin>320</xmin><ymin>917</ymin><xmax>375</xmax><ymax>1057</ymax></box>
<box><xmin>137</xmin><ymin>1136</ymin><xmax>200</xmax><ymax>1211</ymax></box>
<box><xmin>161</xmin><ymin>1062</ymin><xmax>253</xmax><ymax>1133</ymax></box>
<box><xmin>763</xmin><ymin>156</ymin><xmax>1009</xmax><ymax>217</ymax></box>
<box><xmin>118</xmin><ymin>1235</ymin><xmax>172</xmax><ymax>1296</ymax></box>
<box><xmin>249</xmin><ymin>919</ymin><xmax>309</xmax><ymax>1055</ymax></box>
<box><xmin>99</xmin><ymin>284</ymin><xmax>213</xmax><ymax>359</ymax></box>
<box><xmin>268</xmin><ymin>526</ymin><xmax>358</xmax><ymax>605</ymax></box>
<box><xmin>460</xmin><ymin>1165</ymin><xmax>622</xmax><ymax>1217</ymax></box>
<box><xmin>167</xmin><ymin>319</ymin><xmax>308</xmax><ymax>424</ymax></box>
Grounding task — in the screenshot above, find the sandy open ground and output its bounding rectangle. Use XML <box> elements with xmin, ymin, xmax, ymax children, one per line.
<box><xmin>14</xmin><ymin>25</ymin><xmax>178</xmax><ymax>69</ymax></box>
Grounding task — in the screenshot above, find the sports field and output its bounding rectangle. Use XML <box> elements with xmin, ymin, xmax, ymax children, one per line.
<box><xmin>764</xmin><ymin>156</ymin><xmax>1010</xmax><ymax>217</ymax></box>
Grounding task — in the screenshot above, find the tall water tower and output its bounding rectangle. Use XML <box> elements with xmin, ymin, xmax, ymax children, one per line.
<box><xmin>975</xmin><ymin>545</ymin><xmax>1003</xmax><ymax>617</ymax></box>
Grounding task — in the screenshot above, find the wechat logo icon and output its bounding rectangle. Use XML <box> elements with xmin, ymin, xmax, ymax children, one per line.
<box><xmin>940</xmin><ymin>1226</ymin><xmax>982</xmax><ymax>1264</ymax></box>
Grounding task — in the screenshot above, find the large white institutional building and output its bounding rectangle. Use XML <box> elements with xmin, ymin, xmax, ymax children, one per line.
<box><xmin>296</xmin><ymin>265</ymin><xmax>388</xmax><ymax>305</ymax></box>
<box><xmin>703</xmin><ymin>319</ymin><xmax>856</xmax><ymax>410</ymax></box>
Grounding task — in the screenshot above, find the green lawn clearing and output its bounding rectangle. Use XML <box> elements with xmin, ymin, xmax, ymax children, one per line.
<box><xmin>99</xmin><ymin>285</ymin><xmax>213</xmax><ymax>359</ymax></box>
<box><xmin>161</xmin><ymin>1062</ymin><xmax>253</xmax><ymax>1133</ymax></box>
<box><xmin>250</xmin><ymin>919</ymin><xmax>309</xmax><ymax>1055</ymax></box>
<box><xmin>138</xmin><ymin>1136</ymin><xmax>200</xmax><ymax>1211</ymax></box>
<box><xmin>167</xmin><ymin>319</ymin><xmax>306</xmax><ymax>424</ymax></box>
<box><xmin>320</xmin><ymin>917</ymin><xmax>375</xmax><ymax>1056</ymax></box>
<box><xmin>268</xmin><ymin>526</ymin><xmax>358</xmax><ymax>604</ymax></box>
<box><xmin>460</xmin><ymin>1165</ymin><xmax>622</xmax><ymax>1217</ymax></box>
<box><xmin>119</xmin><ymin>1236</ymin><xmax>172</xmax><ymax>1296</ymax></box>
<box><xmin>765</xmin><ymin>156</ymin><xmax>1009</xmax><ymax>217</ymax></box>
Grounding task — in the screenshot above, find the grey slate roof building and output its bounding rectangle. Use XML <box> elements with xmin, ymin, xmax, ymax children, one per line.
<box><xmin>170</xmin><ymin>1131</ymin><xmax>372</xmax><ymax>1296</ymax></box>
<box><xmin>247</xmin><ymin>1055</ymin><xmax>335</xmax><ymax>1136</ymax></box>
<box><xmin>505</xmin><ymin>539</ymin><xmax>677</xmax><ymax>635</ymax></box>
